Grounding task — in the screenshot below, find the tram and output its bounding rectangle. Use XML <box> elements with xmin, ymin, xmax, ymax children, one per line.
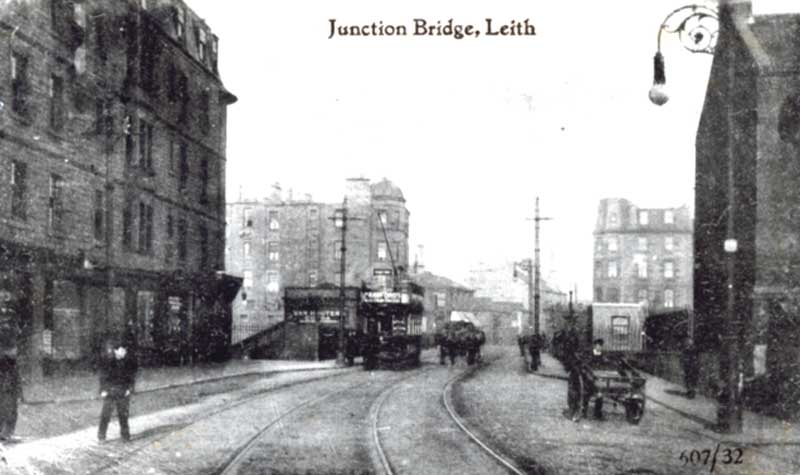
<box><xmin>358</xmin><ymin>281</ymin><xmax>424</xmax><ymax>369</ymax></box>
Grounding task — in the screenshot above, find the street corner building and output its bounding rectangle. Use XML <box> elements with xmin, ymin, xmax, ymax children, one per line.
<box><xmin>694</xmin><ymin>1</ymin><xmax>800</xmax><ymax>414</ymax></box>
<box><xmin>0</xmin><ymin>0</ymin><xmax>240</xmax><ymax>380</ymax></box>
<box><xmin>226</xmin><ymin>178</ymin><xmax>411</xmax><ymax>359</ymax></box>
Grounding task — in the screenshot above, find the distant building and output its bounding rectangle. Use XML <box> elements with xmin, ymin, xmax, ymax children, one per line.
<box><xmin>463</xmin><ymin>297</ymin><xmax>525</xmax><ymax>346</ymax></box>
<box><xmin>695</xmin><ymin>2</ymin><xmax>800</xmax><ymax>400</ymax></box>
<box><xmin>465</xmin><ymin>260</ymin><xmax>566</xmax><ymax>336</ymax></box>
<box><xmin>410</xmin><ymin>270</ymin><xmax>474</xmax><ymax>333</ymax></box>
<box><xmin>0</xmin><ymin>0</ymin><xmax>238</xmax><ymax>378</ymax></box>
<box><xmin>593</xmin><ymin>198</ymin><xmax>693</xmax><ymax>311</ymax></box>
<box><xmin>226</xmin><ymin>178</ymin><xmax>410</xmax><ymax>343</ymax></box>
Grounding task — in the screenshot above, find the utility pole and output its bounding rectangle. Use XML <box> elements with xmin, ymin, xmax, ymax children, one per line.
<box><xmin>335</xmin><ymin>199</ymin><xmax>348</xmax><ymax>367</ymax></box>
<box><xmin>528</xmin><ymin>197</ymin><xmax>553</xmax><ymax>336</ymax></box>
<box><xmin>718</xmin><ymin>0</ymin><xmax>742</xmax><ymax>433</ymax></box>
<box><xmin>331</xmin><ymin>197</ymin><xmax>362</xmax><ymax>367</ymax></box>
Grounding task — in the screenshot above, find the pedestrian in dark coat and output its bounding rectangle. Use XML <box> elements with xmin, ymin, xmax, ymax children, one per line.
<box><xmin>0</xmin><ymin>291</ymin><xmax>21</xmax><ymax>441</ymax></box>
<box><xmin>682</xmin><ymin>336</ymin><xmax>699</xmax><ymax>399</ymax></box>
<box><xmin>97</xmin><ymin>340</ymin><xmax>138</xmax><ymax>442</ymax></box>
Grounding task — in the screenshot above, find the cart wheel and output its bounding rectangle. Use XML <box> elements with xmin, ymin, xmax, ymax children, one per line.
<box><xmin>625</xmin><ymin>399</ymin><xmax>645</xmax><ymax>424</ymax></box>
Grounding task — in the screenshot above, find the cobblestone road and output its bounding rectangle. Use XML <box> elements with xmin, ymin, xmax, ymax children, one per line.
<box><xmin>454</xmin><ymin>346</ymin><xmax>797</xmax><ymax>475</ymax></box>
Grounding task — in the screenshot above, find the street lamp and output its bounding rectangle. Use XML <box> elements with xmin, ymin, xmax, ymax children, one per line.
<box><xmin>649</xmin><ymin>4</ymin><xmax>719</xmax><ymax>105</ymax></box>
<box><xmin>649</xmin><ymin>3</ymin><xmax>745</xmax><ymax>434</ymax></box>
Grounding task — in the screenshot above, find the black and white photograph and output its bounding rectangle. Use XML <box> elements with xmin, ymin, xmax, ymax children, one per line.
<box><xmin>0</xmin><ymin>0</ymin><xmax>799</xmax><ymax>473</ymax></box>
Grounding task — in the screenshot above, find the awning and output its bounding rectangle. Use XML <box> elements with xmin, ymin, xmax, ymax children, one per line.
<box><xmin>450</xmin><ymin>311</ymin><xmax>481</xmax><ymax>327</ymax></box>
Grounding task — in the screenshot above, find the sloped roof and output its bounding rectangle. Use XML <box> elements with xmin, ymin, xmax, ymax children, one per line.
<box><xmin>411</xmin><ymin>271</ymin><xmax>472</xmax><ymax>292</ymax></box>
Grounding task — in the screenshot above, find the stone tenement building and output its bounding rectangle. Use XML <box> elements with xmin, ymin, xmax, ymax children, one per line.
<box><xmin>0</xmin><ymin>0</ymin><xmax>238</xmax><ymax>378</ymax></box>
<box><xmin>695</xmin><ymin>2</ymin><xmax>800</xmax><ymax>408</ymax></box>
<box><xmin>593</xmin><ymin>198</ymin><xmax>693</xmax><ymax>311</ymax></box>
<box><xmin>226</xmin><ymin>178</ymin><xmax>410</xmax><ymax>343</ymax></box>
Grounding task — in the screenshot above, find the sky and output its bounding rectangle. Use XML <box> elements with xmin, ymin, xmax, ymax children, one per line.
<box><xmin>183</xmin><ymin>0</ymin><xmax>766</xmax><ymax>299</ymax></box>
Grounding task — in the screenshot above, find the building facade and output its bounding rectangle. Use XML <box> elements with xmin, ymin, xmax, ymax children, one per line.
<box><xmin>593</xmin><ymin>198</ymin><xmax>693</xmax><ymax>311</ymax></box>
<box><xmin>695</xmin><ymin>2</ymin><xmax>800</xmax><ymax>407</ymax></box>
<box><xmin>226</xmin><ymin>178</ymin><xmax>410</xmax><ymax>343</ymax></box>
<box><xmin>410</xmin><ymin>270</ymin><xmax>475</xmax><ymax>334</ymax></box>
<box><xmin>0</xmin><ymin>0</ymin><xmax>238</xmax><ymax>378</ymax></box>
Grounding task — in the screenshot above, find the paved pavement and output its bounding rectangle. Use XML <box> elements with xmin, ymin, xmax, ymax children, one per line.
<box><xmin>531</xmin><ymin>351</ymin><xmax>800</xmax><ymax>470</ymax></box>
<box><xmin>21</xmin><ymin>358</ymin><xmax>341</xmax><ymax>404</ymax></box>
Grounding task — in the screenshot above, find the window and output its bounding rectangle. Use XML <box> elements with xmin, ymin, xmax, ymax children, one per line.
<box><xmin>211</xmin><ymin>36</ymin><xmax>219</xmax><ymax>72</ymax></box>
<box><xmin>48</xmin><ymin>174</ymin><xmax>64</xmax><ymax>232</ymax></box>
<box><xmin>377</xmin><ymin>210</ymin><xmax>387</xmax><ymax>226</ymax></box>
<box><xmin>637</xmin><ymin>289</ymin><xmax>649</xmax><ymax>303</ymax></box>
<box><xmin>266</xmin><ymin>272</ymin><xmax>279</xmax><ymax>293</ymax></box>
<box><xmin>243</xmin><ymin>208</ymin><xmax>253</xmax><ymax>227</ymax></box>
<box><xmin>167</xmin><ymin>65</ymin><xmax>179</xmax><ymax>102</ymax></box>
<box><xmin>268</xmin><ymin>210</ymin><xmax>279</xmax><ymax>230</ymax></box>
<box><xmin>11</xmin><ymin>161</ymin><xmax>27</xmax><ymax>220</ymax></box>
<box><xmin>377</xmin><ymin>242</ymin><xmax>387</xmax><ymax>261</ymax></box>
<box><xmin>174</xmin><ymin>6</ymin><xmax>186</xmax><ymax>41</ymax></box>
<box><xmin>638</xmin><ymin>211</ymin><xmax>648</xmax><ymax>225</ymax></box>
<box><xmin>435</xmin><ymin>292</ymin><xmax>447</xmax><ymax>308</ymax></box>
<box><xmin>125</xmin><ymin>115</ymin><xmax>135</xmax><ymax>165</ymax></box>
<box><xmin>239</xmin><ymin>314</ymin><xmax>248</xmax><ymax>321</ymax></box>
<box><xmin>594</xmin><ymin>287</ymin><xmax>603</xmax><ymax>301</ymax></box>
<box><xmin>137</xmin><ymin>203</ymin><xmax>153</xmax><ymax>254</ymax></box>
<box><xmin>390</xmin><ymin>210</ymin><xmax>400</xmax><ymax>229</ymax></box>
<box><xmin>333</xmin><ymin>240</ymin><xmax>342</xmax><ymax>260</ymax></box>
<box><xmin>178</xmin><ymin>74</ymin><xmax>190</xmax><ymax>124</ymax></box>
<box><xmin>165</xmin><ymin>214</ymin><xmax>174</xmax><ymax>262</ymax></box>
<box><xmin>636</xmin><ymin>262</ymin><xmax>647</xmax><ymax>278</ymax></box>
<box><xmin>664</xmin><ymin>236</ymin><xmax>674</xmax><ymax>251</ymax></box>
<box><xmin>594</xmin><ymin>260</ymin><xmax>602</xmax><ymax>278</ymax></box>
<box><xmin>606</xmin><ymin>287</ymin><xmax>620</xmax><ymax>303</ymax></box>
<box><xmin>607</xmin><ymin>237</ymin><xmax>617</xmax><ymax>252</ymax></box>
<box><xmin>139</xmin><ymin>120</ymin><xmax>154</xmax><ymax>171</ymax></box>
<box><xmin>638</xmin><ymin>237</ymin><xmax>647</xmax><ymax>251</ymax></box>
<box><xmin>179</xmin><ymin>142</ymin><xmax>189</xmax><ymax>189</ymax></box>
<box><xmin>608</xmin><ymin>212</ymin><xmax>618</xmax><ymax>225</ymax></box>
<box><xmin>177</xmin><ymin>218</ymin><xmax>187</xmax><ymax>261</ymax></box>
<box><xmin>608</xmin><ymin>261</ymin><xmax>618</xmax><ymax>278</ymax></box>
<box><xmin>309</xmin><ymin>271</ymin><xmax>318</xmax><ymax>286</ymax></box>
<box><xmin>664</xmin><ymin>210</ymin><xmax>674</xmax><ymax>224</ymax></box>
<box><xmin>49</xmin><ymin>75</ymin><xmax>64</xmax><ymax>131</ymax></box>
<box><xmin>199</xmin><ymin>224</ymin><xmax>208</xmax><ymax>269</ymax></box>
<box><xmin>268</xmin><ymin>242</ymin><xmax>279</xmax><ymax>262</ymax></box>
<box><xmin>243</xmin><ymin>271</ymin><xmax>253</xmax><ymax>289</ymax></box>
<box><xmin>611</xmin><ymin>316</ymin><xmax>630</xmax><ymax>349</ymax></box>
<box><xmin>123</xmin><ymin>201</ymin><xmax>133</xmax><ymax>249</ymax></box>
<box><xmin>243</xmin><ymin>242</ymin><xmax>250</xmax><ymax>258</ymax></box>
<box><xmin>197</xmin><ymin>27</ymin><xmax>207</xmax><ymax>62</ymax></box>
<box><xmin>11</xmin><ymin>52</ymin><xmax>30</xmax><ymax>116</ymax></box>
<box><xmin>200</xmin><ymin>157</ymin><xmax>209</xmax><ymax>203</ymax></box>
<box><xmin>664</xmin><ymin>261</ymin><xmax>674</xmax><ymax>279</ymax></box>
<box><xmin>93</xmin><ymin>190</ymin><xmax>104</xmax><ymax>241</ymax></box>
<box><xmin>199</xmin><ymin>90</ymin><xmax>210</xmax><ymax>134</ymax></box>
<box><xmin>664</xmin><ymin>289</ymin><xmax>675</xmax><ymax>308</ymax></box>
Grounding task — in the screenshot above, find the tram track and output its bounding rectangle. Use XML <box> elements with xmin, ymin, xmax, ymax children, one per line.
<box><xmin>442</xmin><ymin>368</ymin><xmax>527</xmax><ymax>475</ymax></box>
<box><xmin>372</xmin><ymin>354</ymin><xmax>525</xmax><ymax>475</ymax></box>
<box><xmin>82</xmin><ymin>368</ymin><xmax>356</xmax><ymax>475</ymax></box>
